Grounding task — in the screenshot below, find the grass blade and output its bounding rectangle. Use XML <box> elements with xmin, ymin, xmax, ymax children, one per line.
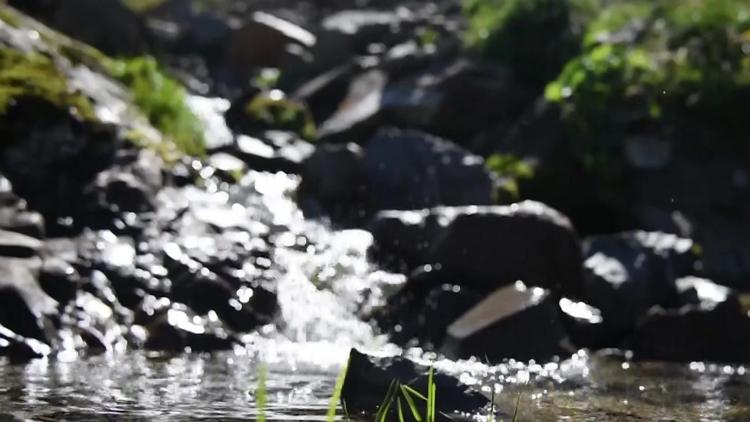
<box><xmin>401</xmin><ymin>384</ymin><xmax>428</xmax><ymax>402</ymax></box>
<box><xmin>375</xmin><ymin>380</ymin><xmax>399</xmax><ymax>422</ymax></box>
<box><xmin>400</xmin><ymin>385</ymin><xmax>424</xmax><ymax>422</ymax></box>
<box><xmin>397</xmin><ymin>396</ymin><xmax>405</xmax><ymax>422</ymax></box>
<box><xmin>256</xmin><ymin>364</ymin><xmax>268</xmax><ymax>422</ymax></box>
<box><xmin>426</xmin><ymin>367</ymin><xmax>435</xmax><ymax>422</ymax></box>
<box><xmin>327</xmin><ymin>364</ymin><xmax>348</xmax><ymax>422</ymax></box>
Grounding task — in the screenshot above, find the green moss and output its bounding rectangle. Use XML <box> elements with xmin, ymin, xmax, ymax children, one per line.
<box><xmin>0</xmin><ymin>48</ymin><xmax>96</xmax><ymax>120</ymax></box>
<box><xmin>463</xmin><ymin>0</ymin><xmax>578</xmax><ymax>86</ymax></box>
<box><xmin>243</xmin><ymin>91</ymin><xmax>316</xmax><ymax>141</ymax></box>
<box><xmin>108</xmin><ymin>56</ymin><xmax>206</xmax><ymax>157</ymax></box>
<box><xmin>485</xmin><ymin>153</ymin><xmax>535</xmax><ymax>200</ymax></box>
<box><xmin>546</xmin><ymin>0</ymin><xmax>750</xmax><ymax>169</ymax></box>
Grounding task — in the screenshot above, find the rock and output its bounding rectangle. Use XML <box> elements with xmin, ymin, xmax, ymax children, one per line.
<box><xmin>223</xmin><ymin>12</ymin><xmax>315</xmax><ymax>79</ymax></box>
<box><xmin>370</xmin><ymin>203</ymin><xmax>583</xmax><ymax>292</ymax></box>
<box><xmin>441</xmin><ymin>282</ymin><xmax>571</xmax><ymax>363</ymax></box>
<box><xmin>0</xmin><ymin>323</ymin><xmax>51</xmax><ymax>363</ymax></box>
<box><xmin>0</xmin><ymin>206</ymin><xmax>45</xmax><ymax>239</ymax></box>
<box><xmin>319</xmin><ymin>9</ymin><xmax>413</xmax><ymax>57</ymax></box>
<box><xmin>144</xmin><ymin>304</ymin><xmax>236</xmax><ymax>353</ymax></box>
<box><xmin>0</xmin><ymin>257</ymin><xmax>58</xmax><ymax>341</ymax></box>
<box><xmin>292</xmin><ymin>63</ymin><xmax>360</xmax><ymax>123</ymax></box>
<box><xmin>558</xmin><ymin>297</ymin><xmax>608</xmax><ymax>350</ymax></box>
<box><xmin>39</xmin><ymin>257</ymin><xmax>79</xmax><ymax>305</ymax></box>
<box><xmin>581</xmin><ymin>231</ymin><xmax>697</xmax><ymax>335</ymax></box>
<box><xmin>674</xmin><ymin>276</ymin><xmax>735</xmax><ymax>309</ymax></box>
<box><xmin>486</xmin><ymin>99</ymin><xmax>621</xmax><ymax>234</ymax></box>
<box><xmin>341</xmin><ymin>348</ymin><xmax>489</xmax><ymax>420</ymax></box>
<box><xmin>298</xmin><ymin>143</ymin><xmax>369</xmax><ymax>224</ymax></box>
<box><xmin>317</xmin><ymin>69</ymin><xmax>388</xmax><ymax>144</ymax></box>
<box><xmin>0</xmin><ymin>229</ymin><xmax>43</xmax><ymax>258</ymax></box>
<box><xmin>98</xmin><ymin>171</ymin><xmax>155</xmax><ymax>214</ymax></box>
<box><xmin>9</xmin><ymin>0</ymin><xmax>149</xmax><ymax>56</ymax></box>
<box><xmin>633</xmin><ymin>302</ymin><xmax>750</xmax><ymax>363</ymax></box>
<box><xmin>426</xmin><ymin>201</ymin><xmax>583</xmax><ymax>295</ymax></box>
<box><xmin>226</xmin><ymin>131</ymin><xmax>314</xmax><ymax>174</ymax></box>
<box><xmin>363</xmin><ymin>128</ymin><xmax>494</xmax><ymax>211</ymax></box>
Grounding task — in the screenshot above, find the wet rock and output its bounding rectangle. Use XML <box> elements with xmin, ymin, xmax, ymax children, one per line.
<box><xmin>9</xmin><ymin>0</ymin><xmax>149</xmax><ymax>55</ymax></box>
<box><xmin>441</xmin><ymin>282</ymin><xmax>571</xmax><ymax>363</ymax></box>
<box><xmin>368</xmin><ymin>209</ymin><xmax>444</xmax><ymax>272</ymax></box>
<box><xmin>292</xmin><ymin>63</ymin><xmax>360</xmax><ymax>123</ymax></box>
<box><xmin>225</xmin><ymin>131</ymin><xmax>315</xmax><ymax>174</ymax></box>
<box><xmin>0</xmin><ymin>257</ymin><xmax>58</xmax><ymax>341</ymax></box>
<box><xmin>633</xmin><ymin>301</ymin><xmax>750</xmax><ymax>363</ymax></box>
<box><xmin>377</xmin><ymin>268</ymin><xmax>486</xmax><ymax>349</ymax></box>
<box><xmin>223</xmin><ymin>12</ymin><xmax>315</xmax><ymax>79</ymax></box>
<box><xmin>298</xmin><ymin>143</ymin><xmax>369</xmax><ymax>224</ymax></box>
<box><xmin>0</xmin><ymin>323</ymin><xmax>51</xmax><ymax>363</ymax></box>
<box><xmin>0</xmin><ymin>229</ymin><xmax>42</xmax><ymax>258</ymax></box>
<box><xmin>319</xmin><ymin>9</ymin><xmax>413</xmax><ymax>58</ymax></box>
<box><xmin>98</xmin><ymin>171</ymin><xmax>155</xmax><ymax>214</ymax></box>
<box><xmin>144</xmin><ymin>304</ymin><xmax>236</xmax><ymax>353</ymax></box>
<box><xmin>207</xmin><ymin>152</ymin><xmax>247</xmax><ymax>183</ymax></box>
<box><xmin>341</xmin><ymin>348</ymin><xmax>489</xmax><ymax>420</ymax></box>
<box><xmin>363</xmin><ymin>128</ymin><xmax>493</xmax><ymax>210</ymax></box>
<box><xmin>39</xmin><ymin>257</ymin><xmax>79</xmax><ymax>305</ymax></box>
<box><xmin>317</xmin><ymin>69</ymin><xmax>388</xmax><ymax>144</ymax></box>
<box><xmin>581</xmin><ymin>231</ymin><xmax>697</xmax><ymax>335</ymax></box>
<box><xmin>416</xmin><ymin>201</ymin><xmax>582</xmax><ymax>295</ymax></box>
<box><xmin>0</xmin><ymin>206</ymin><xmax>45</xmax><ymax>239</ymax></box>
<box><xmin>558</xmin><ymin>297</ymin><xmax>608</xmax><ymax>350</ymax></box>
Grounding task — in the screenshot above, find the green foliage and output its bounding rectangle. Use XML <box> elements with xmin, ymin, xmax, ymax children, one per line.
<box><xmin>485</xmin><ymin>153</ymin><xmax>535</xmax><ymax>200</ymax></box>
<box><xmin>108</xmin><ymin>56</ymin><xmax>206</xmax><ymax>156</ymax></box>
<box><xmin>0</xmin><ymin>48</ymin><xmax>96</xmax><ymax>120</ymax></box>
<box><xmin>463</xmin><ymin>0</ymin><xmax>578</xmax><ymax>86</ymax></box>
<box><xmin>327</xmin><ymin>364</ymin><xmax>347</xmax><ymax>421</ymax></box>
<box><xmin>255</xmin><ymin>364</ymin><xmax>268</xmax><ymax>422</ymax></box>
<box><xmin>243</xmin><ymin>91</ymin><xmax>316</xmax><ymax>141</ymax></box>
<box><xmin>546</xmin><ymin>0</ymin><xmax>750</xmax><ymax>167</ymax></box>
<box><xmin>122</xmin><ymin>0</ymin><xmax>166</xmax><ymax>13</ymax></box>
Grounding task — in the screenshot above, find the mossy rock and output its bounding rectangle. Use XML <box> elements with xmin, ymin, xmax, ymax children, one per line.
<box><xmin>233</xmin><ymin>91</ymin><xmax>316</xmax><ymax>141</ymax></box>
<box><xmin>0</xmin><ymin>48</ymin><xmax>96</xmax><ymax>122</ymax></box>
<box><xmin>545</xmin><ymin>0</ymin><xmax>750</xmax><ymax>171</ymax></box>
<box><xmin>463</xmin><ymin>0</ymin><xmax>579</xmax><ymax>87</ymax></box>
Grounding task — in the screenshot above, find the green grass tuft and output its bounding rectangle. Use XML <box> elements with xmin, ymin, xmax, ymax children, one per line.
<box><xmin>372</xmin><ymin>366</ymin><xmax>437</xmax><ymax>422</ymax></box>
<box><xmin>327</xmin><ymin>364</ymin><xmax>348</xmax><ymax>422</ymax></box>
<box><xmin>256</xmin><ymin>363</ymin><xmax>268</xmax><ymax>422</ymax></box>
<box><xmin>243</xmin><ymin>91</ymin><xmax>316</xmax><ymax>141</ymax></box>
<box><xmin>107</xmin><ymin>56</ymin><xmax>206</xmax><ymax>157</ymax></box>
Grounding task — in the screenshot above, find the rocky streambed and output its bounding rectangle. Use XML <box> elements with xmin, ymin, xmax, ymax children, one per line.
<box><xmin>1</xmin><ymin>1</ymin><xmax>750</xmax><ymax>421</ymax></box>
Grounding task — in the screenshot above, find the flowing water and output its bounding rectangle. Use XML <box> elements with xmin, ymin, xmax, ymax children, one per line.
<box><xmin>1</xmin><ymin>97</ymin><xmax>750</xmax><ymax>421</ymax></box>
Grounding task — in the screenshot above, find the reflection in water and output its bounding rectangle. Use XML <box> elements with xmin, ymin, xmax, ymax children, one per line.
<box><xmin>1</xmin><ymin>351</ymin><xmax>750</xmax><ymax>421</ymax></box>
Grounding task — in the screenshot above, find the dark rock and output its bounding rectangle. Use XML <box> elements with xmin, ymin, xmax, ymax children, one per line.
<box><xmin>223</xmin><ymin>12</ymin><xmax>315</xmax><ymax>79</ymax></box>
<box><xmin>39</xmin><ymin>257</ymin><xmax>79</xmax><ymax>305</ymax></box>
<box><xmin>0</xmin><ymin>229</ymin><xmax>42</xmax><ymax>258</ymax></box>
<box><xmin>0</xmin><ymin>323</ymin><xmax>51</xmax><ymax>363</ymax></box>
<box><xmin>0</xmin><ymin>207</ymin><xmax>45</xmax><ymax>239</ymax></box>
<box><xmin>441</xmin><ymin>282</ymin><xmax>571</xmax><ymax>363</ymax></box>
<box><xmin>298</xmin><ymin>143</ymin><xmax>369</xmax><ymax>224</ymax></box>
<box><xmin>292</xmin><ymin>63</ymin><xmax>360</xmax><ymax>123</ymax></box>
<box><xmin>428</xmin><ymin>201</ymin><xmax>583</xmax><ymax>295</ymax></box>
<box><xmin>363</xmin><ymin>128</ymin><xmax>494</xmax><ymax>210</ymax></box>
<box><xmin>9</xmin><ymin>0</ymin><xmax>149</xmax><ymax>56</ymax></box>
<box><xmin>144</xmin><ymin>304</ymin><xmax>236</xmax><ymax>353</ymax></box>
<box><xmin>318</xmin><ymin>9</ymin><xmax>413</xmax><ymax>58</ymax></box>
<box><xmin>378</xmin><ymin>268</ymin><xmax>486</xmax><ymax>350</ymax></box>
<box><xmin>368</xmin><ymin>209</ymin><xmax>444</xmax><ymax>272</ymax></box>
<box><xmin>633</xmin><ymin>302</ymin><xmax>750</xmax><ymax>363</ymax></box>
<box><xmin>225</xmin><ymin>131</ymin><xmax>315</xmax><ymax>174</ymax></box>
<box><xmin>558</xmin><ymin>297</ymin><xmax>608</xmax><ymax>350</ymax></box>
<box><xmin>341</xmin><ymin>348</ymin><xmax>489</xmax><ymax>420</ymax></box>
<box><xmin>317</xmin><ymin>69</ymin><xmax>388</xmax><ymax>144</ymax></box>
<box><xmin>0</xmin><ymin>257</ymin><xmax>58</xmax><ymax>341</ymax></box>
<box><xmin>581</xmin><ymin>231</ymin><xmax>696</xmax><ymax>335</ymax></box>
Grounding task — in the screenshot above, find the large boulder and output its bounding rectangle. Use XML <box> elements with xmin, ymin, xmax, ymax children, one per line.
<box><xmin>371</xmin><ymin>201</ymin><xmax>583</xmax><ymax>295</ymax></box>
<box><xmin>633</xmin><ymin>278</ymin><xmax>750</xmax><ymax>362</ymax></box>
<box><xmin>341</xmin><ymin>348</ymin><xmax>490</xmax><ymax>421</ymax></box>
<box><xmin>581</xmin><ymin>231</ymin><xmax>698</xmax><ymax>336</ymax></box>
<box><xmin>441</xmin><ymin>282</ymin><xmax>572</xmax><ymax>363</ymax></box>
